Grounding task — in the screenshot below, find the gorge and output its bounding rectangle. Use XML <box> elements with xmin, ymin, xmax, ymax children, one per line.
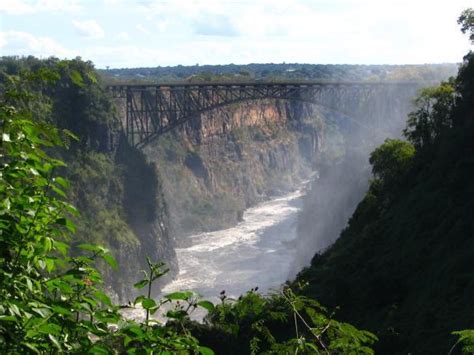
<box><xmin>2</xmin><ymin>5</ymin><xmax>473</xmax><ymax>354</ymax></box>
<box><xmin>109</xmin><ymin>81</ymin><xmax>422</xmax><ymax>301</ymax></box>
<box><xmin>2</xmin><ymin>56</ymin><xmax>468</xmax><ymax>354</ymax></box>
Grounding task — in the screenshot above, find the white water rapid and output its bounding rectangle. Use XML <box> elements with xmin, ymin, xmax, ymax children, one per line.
<box><xmin>161</xmin><ymin>187</ymin><xmax>305</xmax><ymax>302</ymax></box>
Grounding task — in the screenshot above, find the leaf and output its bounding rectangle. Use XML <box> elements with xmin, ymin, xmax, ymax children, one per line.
<box><xmin>54</xmin><ymin>241</ymin><xmax>69</xmax><ymax>256</ymax></box>
<box><xmin>199</xmin><ymin>346</ymin><xmax>215</xmax><ymax>355</ymax></box>
<box><xmin>103</xmin><ymin>254</ymin><xmax>118</xmax><ymax>270</ymax></box>
<box><xmin>62</xmin><ymin>202</ymin><xmax>79</xmax><ymax>216</ymax></box>
<box><xmin>32</xmin><ymin>307</ymin><xmax>51</xmax><ymax>318</ymax></box>
<box><xmin>62</xmin><ymin>129</ymin><xmax>79</xmax><ymax>142</ymax></box>
<box><xmin>165</xmin><ymin>309</ymin><xmax>188</xmax><ymax>320</ymax></box>
<box><xmin>305</xmin><ymin>343</ymin><xmax>319</xmax><ymax>351</ymax></box>
<box><xmin>134</xmin><ymin>295</ymin><xmax>145</xmax><ymax>305</ymax></box>
<box><xmin>54</xmin><ymin>176</ymin><xmax>70</xmax><ymax>188</ymax></box>
<box><xmin>51</xmin><ymin>305</ymin><xmax>72</xmax><ymax>316</ymax></box>
<box><xmin>48</xmin><ymin>334</ymin><xmax>61</xmax><ymax>350</ymax></box>
<box><xmin>133</xmin><ymin>279</ymin><xmax>148</xmax><ymax>289</ymax></box>
<box><xmin>22</xmin><ymin>343</ymin><xmax>40</xmax><ymax>354</ymax></box>
<box><xmin>94</xmin><ymin>311</ymin><xmax>120</xmax><ymax>324</ymax></box>
<box><xmin>78</xmin><ymin>243</ymin><xmax>102</xmax><ymax>253</ymax></box>
<box><xmin>41</xmin><ymin>237</ymin><xmax>52</xmax><ymax>252</ymax></box>
<box><xmin>141</xmin><ymin>298</ymin><xmax>156</xmax><ymax>310</ymax></box>
<box><xmin>197</xmin><ymin>300</ymin><xmax>215</xmax><ymax>312</ymax></box>
<box><xmin>88</xmin><ymin>345</ymin><xmax>109</xmax><ymax>354</ymax></box>
<box><xmin>38</xmin><ymin>259</ymin><xmax>46</xmax><ymax>270</ymax></box>
<box><xmin>85</xmin><ymin>71</ymin><xmax>98</xmax><ymax>84</ymax></box>
<box><xmin>57</xmin><ymin>217</ymin><xmax>76</xmax><ymax>233</ymax></box>
<box><xmin>38</xmin><ymin>323</ymin><xmax>61</xmax><ymax>334</ymax></box>
<box><xmin>51</xmin><ymin>185</ymin><xmax>66</xmax><ymax>198</ymax></box>
<box><xmin>125</xmin><ymin>325</ymin><xmax>144</xmax><ymax>337</ymax></box>
<box><xmin>26</xmin><ymin>278</ymin><xmax>33</xmax><ymax>292</ymax></box>
<box><xmin>45</xmin><ymin>258</ymin><xmax>55</xmax><ymax>273</ymax></box>
<box><xmin>69</xmin><ymin>70</ymin><xmax>84</xmax><ymax>87</ymax></box>
<box><xmin>94</xmin><ymin>291</ymin><xmax>112</xmax><ymax>306</ymax></box>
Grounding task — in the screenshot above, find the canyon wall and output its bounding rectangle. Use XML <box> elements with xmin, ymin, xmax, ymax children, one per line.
<box><xmin>141</xmin><ymin>99</ymin><xmax>325</xmax><ymax>238</ymax></box>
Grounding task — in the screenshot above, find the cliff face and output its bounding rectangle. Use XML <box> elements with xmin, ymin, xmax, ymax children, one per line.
<box><xmin>63</xmin><ymin>131</ymin><xmax>177</xmax><ymax>302</ymax></box>
<box><xmin>141</xmin><ymin>99</ymin><xmax>324</xmax><ymax>237</ymax></box>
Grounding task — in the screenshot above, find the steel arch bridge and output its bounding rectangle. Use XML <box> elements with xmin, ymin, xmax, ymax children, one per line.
<box><xmin>106</xmin><ymin>81</ymin><xmax>419</xmax><ymax>147</ymax></box>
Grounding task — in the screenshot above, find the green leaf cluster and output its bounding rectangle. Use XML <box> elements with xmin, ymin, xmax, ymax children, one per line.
<box><xmin>191</xmin><ymin>286</ymin><xmax>376</xmax><ymax>354</ymax></box>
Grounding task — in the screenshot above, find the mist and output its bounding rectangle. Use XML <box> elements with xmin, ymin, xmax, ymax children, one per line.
<box><xmin>291</xmin><ymin>87</ymin><xmax>417</xmax><ymax>274</ymax></box>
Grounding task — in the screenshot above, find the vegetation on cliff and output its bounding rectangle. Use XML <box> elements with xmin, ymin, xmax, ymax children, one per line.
<box><xmin>295</xmin><ymin>29</ymin><xmax>474</xmax><ymax>354</ymax></box>
<box><xmin>0</xmin><ymin>57</ymin><xmax>171</xmax><ymax>299</ymax></box>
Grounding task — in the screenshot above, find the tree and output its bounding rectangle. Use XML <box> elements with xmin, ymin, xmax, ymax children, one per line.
<box><xmin>369</xmin><ymin>139</ymin><xmax>415</xmax><ymax>190</ymax></box>
<box><xmin>458</xmin><ymin>8</ymin><xmax>474</xmax><ymax>44</ymax></box>
<box><xmin>403</xmin><ymin>83</ymin><xmax>455</xmax><ymax>149</ymax></box>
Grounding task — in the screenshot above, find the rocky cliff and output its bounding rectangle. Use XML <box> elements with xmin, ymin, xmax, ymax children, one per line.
<box><xmin>141</xmin><ymin>99</ymin><xmax>325</xmax><ymax>238</ymax></box>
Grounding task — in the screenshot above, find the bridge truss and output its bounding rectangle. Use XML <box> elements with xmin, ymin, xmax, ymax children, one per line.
<box><xmin>106</xmin><ymin>81</ymin><xmax>418</xmax><ymax>147</ymax></box>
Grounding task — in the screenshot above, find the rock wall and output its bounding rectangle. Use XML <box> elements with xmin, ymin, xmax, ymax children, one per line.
<box><xmin>141</xmin><ymin>99</ymin><xmax>324</xmax><ymax>238</ymax></box>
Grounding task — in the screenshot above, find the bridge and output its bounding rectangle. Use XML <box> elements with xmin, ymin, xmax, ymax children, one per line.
<box><xmin>106</xmin><ymin>81</ymin><xmax>419</xmax><ymax>147</ymax></box>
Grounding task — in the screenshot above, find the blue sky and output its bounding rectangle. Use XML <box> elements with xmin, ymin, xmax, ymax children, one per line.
<box><xmin>0</xmin><ymin>0</ymin><xmax>472</xmax><ymax>68</ymax></box>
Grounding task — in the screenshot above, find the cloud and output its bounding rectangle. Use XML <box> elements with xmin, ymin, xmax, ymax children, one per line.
<box><xmin>116</xmin><ymin>32</ymin><xmax>131</xmax><ymax>41</ymax></box>
<box><xmin>0</xmin><ymin>0</ymin><xmax>34</xmax><ymax>15</ymax></box>
<box><xmin>0</xmin><ymin>0</ymin><xmax>81</xmax><ymax>15</ymax></box>
<box><xmin>1</xmin><ymin>0</ymin><xmax>472</xmax><ymax>67</ymax></box>
<box><xmin>192</xmin><ymin>15</ymin><xmax>239</xmax><ymax>37</ymax></box>
<box><xmin>72</xmin><ymin>20</ymin><xmax>105</xmax><ymax>39</ymax></box>
<box><xmin>136</xmin><ymin>24</ymin><xmax>151</xmax><ymax>35</ymax></box>
<box><xmin>0</xmin><ymin>31</ymin><xmax>74</xmax><ymax>58</ymax></box>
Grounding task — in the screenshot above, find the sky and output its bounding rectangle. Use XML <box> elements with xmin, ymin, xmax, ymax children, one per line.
<box><xmin>0</xmin><ymin>0</ymin><xmax>472</xmax><ymax>69</ymax></box>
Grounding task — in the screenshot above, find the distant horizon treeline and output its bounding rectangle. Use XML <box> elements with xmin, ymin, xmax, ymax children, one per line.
<box><xmin>98</xmin><ymin>61</ymin><xmax>458</xmax><ymax>85</ymax></box>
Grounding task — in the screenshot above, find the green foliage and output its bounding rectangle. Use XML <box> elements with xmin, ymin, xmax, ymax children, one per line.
<box><xmin>0</xmin><ymin>64</ymin><xmax>214</xmax><ymax>354</ymax></box>
<box><xmin>458</xmin><ymin>8</ymin><xmax>474</xmax><ymax>43</ymax></box>
<box><xmin>195</xmin><ymin>287</ymin><xmax>376</xmax><ymax>354</ymax></box>
<box><xmin>452</xmin><ymin>330</ymin><xmax>474</xmax><ymax>354</ymax></box>
<box><xmin>403</xmin><ymin>83</ymin><xmax>455</xmax><ymax>149</ymax></box>
<box><xmin>369</xmin><ymin>139</ymin><xmax>415</xmax><ymax>193</ymax></box>
<box><xmin>1</xmin><ymin>56</ymin><xmax>167</xmax><ymax>300</ymax></box>
<box><xmin>1</xmin><ymin>71</ymin><xmax>111</xmax><ymax>352</ymax></box>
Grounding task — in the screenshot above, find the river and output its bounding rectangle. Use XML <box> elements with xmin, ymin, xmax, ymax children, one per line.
<box><xmin>161</xmin><ymin>187</ymin><xmax>305</xmax><ymax>302</ymax></box>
